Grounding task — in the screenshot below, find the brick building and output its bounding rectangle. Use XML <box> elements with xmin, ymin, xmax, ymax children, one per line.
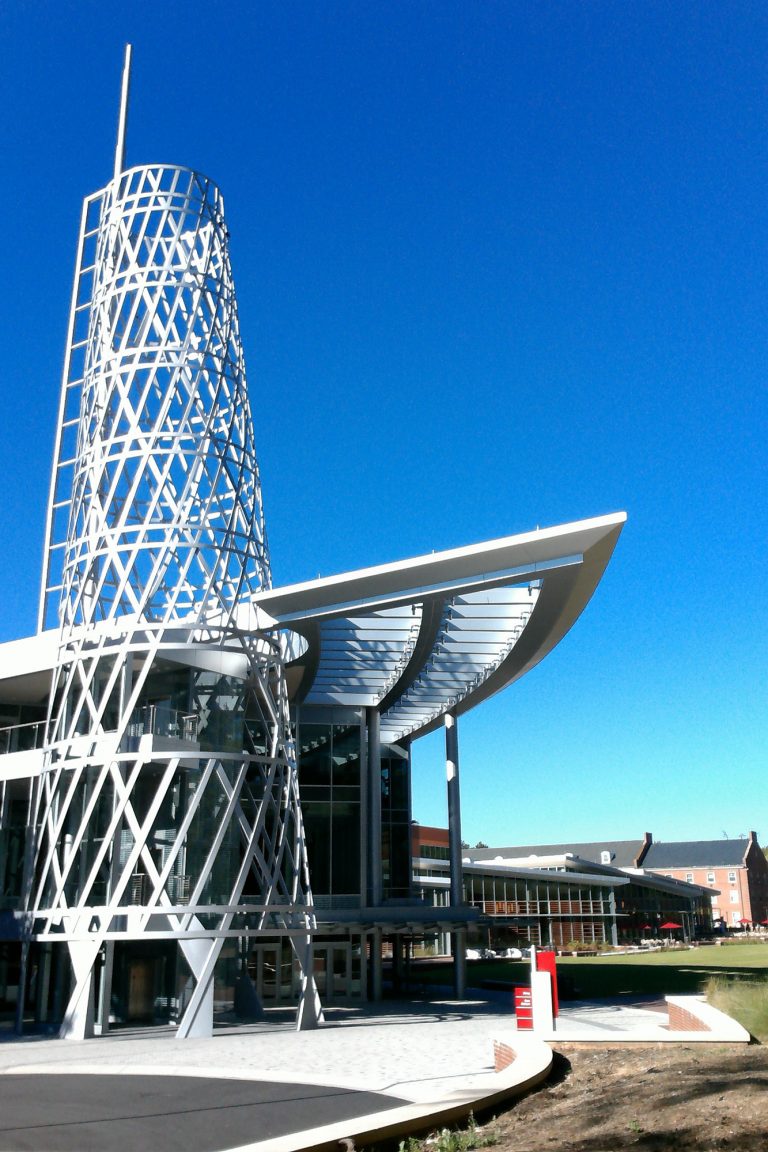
<box><xmin>642</xmin><ymin>833</ymin><xmax>768</xmax><ymax>931</ymax></box>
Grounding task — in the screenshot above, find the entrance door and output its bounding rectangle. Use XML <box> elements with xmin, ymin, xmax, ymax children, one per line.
<box><xmin>313</xmin><ymin>943</ymin><xmax>353</xmax><ymax>1003</ymax></box>
<box><xmin>249</xmin><ymin>940</ymin><xmax>361</xmax><ymax>1004</ymax></box>
<box><xmin>255</xmin><ymin>946</ymin><xmax>281</xmax><ymax>1001</ymax></box>
<box><xmin>127</xmin><ymin>959</ymin><xmax>154</xmax><ymax>1021</ymax></box>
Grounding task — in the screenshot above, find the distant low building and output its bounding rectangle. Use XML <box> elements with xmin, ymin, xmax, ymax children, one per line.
<box><xmin>412</xmin><ymin>826</ymin><xmax>714</xmax><ymax>953</ymax></box>
<box><xmin>465</xmin><ymin>834</ymin><xmax>653</xmax><ymax>872</ymax></box>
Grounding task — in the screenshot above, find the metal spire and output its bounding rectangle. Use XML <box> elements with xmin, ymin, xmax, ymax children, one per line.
<box><xmin>113</xmin><ymin>43</ymin><xmax>132</xmax><ymax>182</ymax></box>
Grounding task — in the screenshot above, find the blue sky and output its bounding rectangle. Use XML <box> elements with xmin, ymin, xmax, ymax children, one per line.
<box><xmin>0</xmin><ymin>2</ymin><xmax>765</xmax><ymax>846</ymax></box>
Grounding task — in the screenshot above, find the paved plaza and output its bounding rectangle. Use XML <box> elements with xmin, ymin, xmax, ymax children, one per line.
<box><xmin>0</xmin><ymin>995</ymin><xmax>532</xmax><ymax>1151</ymax></box>
<box><xmin>0</xmin><ymin>992</ymin><xmax>747</xmax><ymax>1151</ymax></box>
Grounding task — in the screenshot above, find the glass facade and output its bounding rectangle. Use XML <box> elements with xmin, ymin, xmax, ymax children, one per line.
<box><xmin>463</xmin><ymin>869</ymin><xmax>615</xmax><ymax>948</ymax></box>
<box><xmin>298</xmin><ymin>716</ymin><xmax>363</xmax><ymax>906</ymax></box>
<box><xmin>381</xmin><ymin>746</ymin><xmax>411</xmax><ymax>901</ymax></box>
<box><xmin>415</xmin><ymin>859</ymin><xmax>715</xmax><ymax>954</ymax></box>
<box><xmin>295</xmin><ymin>712</ymin><xmax>413</xmax><ymax>909</ymax></box>
<box><xmin>614</xmin><ymin>880</ymin><xmax>712</xmax><ymax>942</ymax></box>
<box><xmin>0</xmin><ymin>780</ymin><xmax>30</xmax><ymax>913</ymax></box>
<box><xmin>0</xmin><ymin>698</ymin><xmax>422</xmax><ymax>1025</ymax></box>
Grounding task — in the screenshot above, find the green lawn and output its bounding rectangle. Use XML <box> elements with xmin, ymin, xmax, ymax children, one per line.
<box><xmin>414</xmin><ymin>943</ymin><xmax>768</xmax><ymax>999</ymax></box>
<box><xmin>554</xmin><ymin>943</ymin><xmax>768</xmax><ymax>998</ymax></box>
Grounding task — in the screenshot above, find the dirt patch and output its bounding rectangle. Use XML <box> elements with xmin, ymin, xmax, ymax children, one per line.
<box><xmin>490</xmin><ymin>1043</ymin><xmax>768</xmax><ymax>1150</ymax></box>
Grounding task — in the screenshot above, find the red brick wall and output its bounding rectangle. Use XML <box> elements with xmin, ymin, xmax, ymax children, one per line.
<box><xmin>494</xmin><ymin>1040</ymin><xmax>518</xmax><ymax>1071</ymax></box>
<box><xmin>668</xmin><ymin>1002</ymin><xmax>711</xmax><ymax>1032</ymax></box>
<box><xmin>654</xmin><ymin>865</ymin><xmax>746</xmax><ymax>928</ymax></box>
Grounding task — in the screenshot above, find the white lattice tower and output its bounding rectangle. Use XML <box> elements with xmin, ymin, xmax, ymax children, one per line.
<box><xmin>31</xmin><ymin>163</ymin><xmax>321</xmax><ymax>1038</ymax></box>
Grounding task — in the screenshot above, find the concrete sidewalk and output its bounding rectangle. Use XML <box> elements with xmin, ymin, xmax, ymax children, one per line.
<box><xmin>0</xmin><ymin>997</ymin><xmax>524</xmax><ymax>1097</ymax></box>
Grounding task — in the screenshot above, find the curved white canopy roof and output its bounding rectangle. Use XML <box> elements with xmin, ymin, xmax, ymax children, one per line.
<box><xmin>254</xmin><ymin>512</ymin><xmax>625</xmax><ymax>743</ymax></box>
<box><xmin>0</xmin><ymin>514</ymin><xmax>625</xmax><ymax>745</ymax></box>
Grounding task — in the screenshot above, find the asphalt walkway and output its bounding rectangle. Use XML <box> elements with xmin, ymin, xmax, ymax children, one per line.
<box><xmin>0</xmin><ymin>1072</ymin><xmax>406</xmax><ymax>1151</ymax></box>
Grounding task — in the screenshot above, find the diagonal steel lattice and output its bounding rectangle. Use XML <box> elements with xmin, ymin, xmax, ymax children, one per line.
<box><xmin>30</xmin><ymin>164</ymin><xmax>321</xmax><ymax>1038</ymax></box>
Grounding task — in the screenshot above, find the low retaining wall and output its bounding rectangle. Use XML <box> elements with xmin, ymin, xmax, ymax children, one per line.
<box><xmin>665</xmin><ymin>995</ymin><xmax>751</xmax><ymax>1040</ymax></box>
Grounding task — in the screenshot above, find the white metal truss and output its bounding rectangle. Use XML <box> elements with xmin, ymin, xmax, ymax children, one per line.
<box><xmin>304</xmin><ymin>605</ymin><xmax>424</xmax><ymax>703</ymax></box>
<box><xmin>30</xmin><ymin>163</ymin><xmax>321</xmax><ymax>1039</ymax></box>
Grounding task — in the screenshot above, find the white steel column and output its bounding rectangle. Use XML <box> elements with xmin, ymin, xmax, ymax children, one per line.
<box><xmin>445</xmin><ymin>710</ymin><xmax>466</xmax><ymax>998</ymax></box>
<box><xmin>359</xmin><ymin>710</ymin><xmax>368</xmax><ymax>911</ymax></box>
<box><xmin>367</xmin><ymin>708</ymin><xmax>382</xmax><ymax>906</ymax></box>
<box><xmin>113</xmin><ymin>44</ymin><xmax>132</xmax><ymax>182</ymax></box>
<box><xmin>370</xmin><ymin>928</ymin><xmax>383</xmax><ymax>1001</ymax></box>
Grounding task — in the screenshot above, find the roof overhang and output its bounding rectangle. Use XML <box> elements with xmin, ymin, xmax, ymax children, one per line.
<box><xmin>0</xmin><ymin>630</ymin><xmax>58</xmax><ymax>705</ymax></box>
<box><xmin>255</xmin><ymin>512</ymin><xmax>626</xmax><ymax>741</ymax></box>
<box><xmin>0</xmin><ymin>513</ymin><xmax>625</xmax><ymax>745</ymax></box>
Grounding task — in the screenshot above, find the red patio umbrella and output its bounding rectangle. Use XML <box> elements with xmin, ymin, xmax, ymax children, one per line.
<box><xmin>660</xmin><ymin>921</ymin><xmax>681</xmax><ymax>930</ymax></box>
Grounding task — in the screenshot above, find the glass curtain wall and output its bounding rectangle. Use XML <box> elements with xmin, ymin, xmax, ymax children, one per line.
<box><xmin>297</xmin><ymin>716</ymin><xmax>362</xmax><ymax>908</ymax></box>
<box><xmin>0</xmin><ymin>775</ymin><xmax>34</xmax><ymax>1029</ymax></box>
<box><xmin>463</xmin><ymin>871</ymin><xmax>615</xmax><ymax>948</ymax></box>
<box><xmin>614</xmin><ymin>882</ymin><xmax>712</xmax><ymax>942</ymax></box>
<box><xmin>381</xmin><ymin>745</ymin><xmax>411</xmax><ymax>901</ymax></box>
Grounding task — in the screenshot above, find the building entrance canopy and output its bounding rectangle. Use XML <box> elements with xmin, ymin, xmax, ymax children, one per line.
<box><xmin>252</xmin><ymin>512</ymin><xmax>625</xmax><ymax>742</ymax></box>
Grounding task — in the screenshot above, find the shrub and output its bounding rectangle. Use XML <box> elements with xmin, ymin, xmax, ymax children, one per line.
<box><xmin>397</xmin><ymin>1113</ymin><xmax>499</xmax><ymax>1151</ymax></box>
<box><xmin>565</xmin><ymin>940</ymin><xmax>599</xmax><ymax>953</ymax></box>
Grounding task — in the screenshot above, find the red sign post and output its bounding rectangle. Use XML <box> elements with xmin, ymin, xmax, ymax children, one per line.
<box><xmin>514</xmin><ymin>986</ymin><xmax>533</xmax><ymax>1029</ymax></box>
<box><xmin>536</xmin><ymin>949</ymin><xmax>559</xmax><ymax>1017</ymax></box>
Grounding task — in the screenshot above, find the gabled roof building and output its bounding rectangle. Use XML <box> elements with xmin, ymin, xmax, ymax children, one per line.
<box><xmin>430</xmin><ymin>829</ymin><xmax>768</xmax><ymax>944</ymax></box>
<box><xmin>643</xmin><ymin>833</ymin><xmax>768</xmax><ymax>931</ymax></box>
